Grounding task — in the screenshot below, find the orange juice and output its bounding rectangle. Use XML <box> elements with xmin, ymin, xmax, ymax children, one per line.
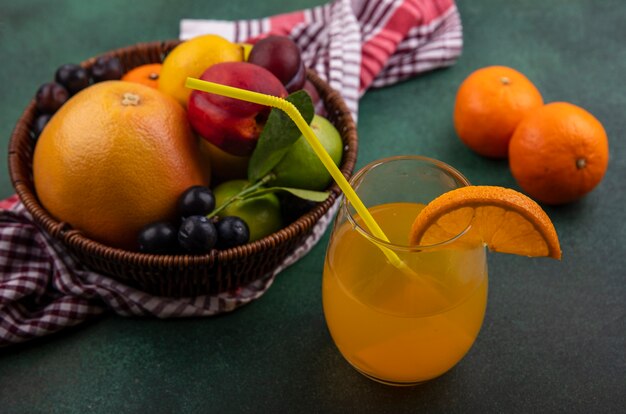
<box><xmin>323</xmin><ymin>202</ymin><xmax>488</xmax><ymax>385</ymax></box>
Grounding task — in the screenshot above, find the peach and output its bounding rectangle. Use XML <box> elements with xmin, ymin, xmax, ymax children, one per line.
<box><xmin>187</xmin><ymin>62</ymin><xmax>288</xmax><ymax>156</ymax></box>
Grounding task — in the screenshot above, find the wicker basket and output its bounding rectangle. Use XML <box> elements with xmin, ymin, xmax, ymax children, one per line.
<box><xmin>8</xmin><ymin>40</ymin><xmax>358</xmax><ymax>297</ymax></box>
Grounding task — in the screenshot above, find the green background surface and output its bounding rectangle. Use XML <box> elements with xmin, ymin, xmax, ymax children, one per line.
<box><xmin>1</xmin><ymin>0</ymin><xmax>625</xmax><ymax>412</ymax></box>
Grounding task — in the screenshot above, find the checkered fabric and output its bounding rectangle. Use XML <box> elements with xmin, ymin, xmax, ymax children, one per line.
<box><xmin>1</xmin><ymin>0</ymin><xmax>462</xmax><ymax>347</ymax></box>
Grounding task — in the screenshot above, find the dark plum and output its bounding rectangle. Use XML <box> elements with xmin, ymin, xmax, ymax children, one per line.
<box><xmin>248</xmin><ymin>35</ymin><xmax>306</xmax><ymax>92</ymax></box>
<box><xmin>91</xmin><ymin>56</ymin><xmax>124</xmax><ymax>82</ymax></box>
<box><xmin>302</xmin><ymin>80</ymin><xmax>326</xmax><ymax>116</ymax></box>
<box><xmin>284</xmin><ymin>60</ymin><xmax>306</xmax><ymax>93</ymax></box>
<box><xmin>55</xmin><ymin>63</ymin><xmax>90</xmax><ymax>95</ymax></box>
<box><xmin>35</xmin><ymin>82</ymin><xmax>69</xmax><ymax>114</ymax></box>
<box><xmin>32</xmin><ymin>114</ymin><xmax>52</xmax><ymax>139</ymax></box>
<box><xmin>215</xmin><ymin>216</ymin><xmax>250</xmax><ymax>249</ymax></box>
<box><xmin>178</xmin><ymin>215</ymin><xmax>218</xmax><ymax>253</ymax></box>
<box><xmin>178</xmin><ymin>186</ymin><xmax>216</xmax><ymax>218</ymax></box>
<box><xmin>138</xmin><ymin>221</ymin><xmax>179</xmax><ymax>254</ymax></box>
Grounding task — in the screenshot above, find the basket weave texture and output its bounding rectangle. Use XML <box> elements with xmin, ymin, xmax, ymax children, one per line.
<box><xmin>8</xmin><ymin>40</ymin><xmax>358</xmax><ymax>297</ymax></box>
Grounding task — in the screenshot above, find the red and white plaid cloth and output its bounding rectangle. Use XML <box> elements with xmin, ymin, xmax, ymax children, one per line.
<box><xmin>0</xmin><ymin>0</ymin><xmax>462</xmax><ymax>347</ymax></box>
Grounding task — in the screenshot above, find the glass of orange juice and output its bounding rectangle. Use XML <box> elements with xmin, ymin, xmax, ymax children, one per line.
<box><xmin>323</xmin><ymin>155</ymin><xmax>488</xmax><ymax>385</ymax></box>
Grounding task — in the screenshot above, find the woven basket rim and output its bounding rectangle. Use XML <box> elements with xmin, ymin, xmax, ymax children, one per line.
<box><xmin>8</xmin><ymin>39</ymin><xmax>358</xmax><ymax>271</ymax></box>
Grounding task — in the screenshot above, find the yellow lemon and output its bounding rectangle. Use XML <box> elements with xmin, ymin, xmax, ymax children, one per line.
<box><xmin>159</xmin><ymin>34</ymin><xmax>244</xmax><ymax>107</ymax></box>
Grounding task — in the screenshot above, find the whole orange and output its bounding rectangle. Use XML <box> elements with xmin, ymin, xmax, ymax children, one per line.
<box><xmin>33</xmin><ymin>81</ymin><xmax>209</xmax><ymax>250</ymax></box>
<box><xmin>509</xmin><ymin>102</ymin><xmax>609</xmax><ymax>205</ymax></box>
<box><xmin>454</xmin><ymin>66</ymin><xmax>544</xmax><ymax>158</ymax></box>
<box><xmin>121</xmin><ymin>63</ymin><xmax>162</xmax><ymax>89</ymax></box>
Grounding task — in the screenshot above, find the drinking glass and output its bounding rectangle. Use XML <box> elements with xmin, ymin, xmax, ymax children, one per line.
<box><xmin>322</xmin><ymin>156</ymin><xmax>488</xmax><ymax>385</ymax></box>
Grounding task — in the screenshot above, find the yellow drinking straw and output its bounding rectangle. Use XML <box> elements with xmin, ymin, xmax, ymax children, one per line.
<box><xmin>185</xmin><ymin>77</ymin><xmax>407</xmax><ymax>269</ymax></box>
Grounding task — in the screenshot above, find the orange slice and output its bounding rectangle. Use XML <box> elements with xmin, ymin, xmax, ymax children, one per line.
<box><xmin>409</xmin><ymin>186</ymin><xmax>561</xmax><ymax>259</ymax></box>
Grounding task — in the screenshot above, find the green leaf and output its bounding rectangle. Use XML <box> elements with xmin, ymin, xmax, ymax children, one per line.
<box><xmin>247</xmin><ymin>90</ymin><xmax>314</xmax><ymax>182</ymax></box>
<box><xmin>253</xmin><ymin>186</ymin><xmax>330</xmax><ymax>202</ymax></box>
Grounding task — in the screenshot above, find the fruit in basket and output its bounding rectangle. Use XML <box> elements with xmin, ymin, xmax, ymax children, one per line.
<box><xmin>122</xmin><ymin>63</ymin><xmax>162</xmax><ymax>89</ymax></box>
<box><xmin>187</xmin><ymin>61</ymin><xmax>288</xmax><ymax>156</ymax></box>
<box><xmin>270</xmin><ymin>115</ymin><xmax>343</xmax><ymax>191</ymax></box>
<box><xmin>215</xmin><ymin>216</ymin><xmax>250</xmax><ymax>249</ymax></box>
<box><xmin>35</xmin><ymin>82</ymin><xmax>69</xmax><ymax>114</ymax></box>
<box><xmin>32</xmin><ymin>81</ymin><xmax>209</xmax><ymax>250</ymax></box>
<box><xmin>213</xmin><ymin>179</ymin><xmax>282</xmax><ymax>242</ymax></box>
<box><xmin>55</xmin><ymin>64</ymin><xmax>91</xmax><ymax>95</ymax></box>
<box><xmin>159</xmin><ymin>34</ymin><xmax>244</xmax><ymax>107</ymax></box>
<box><xmin>91</xmin><ymin>56</ymin><xmax>124</xmax><ymax>82</ymax></box>
<box><xmin>138</xmin><ymin>221</ymin><xmax>180</xmax><ymax>254</ymax></box>
<box><xmin>178</xmin><ymin>185</ymin><xmax>216</xmax><ymax>218</ymax></box>
<box><xmin>240</xmin><ymin>43</ymin><xmax>253</xmax><ymax>61</ymax></box>
<box><xmin>137</xmin><ymin>184</ymin><xmax>250</xmax><ymax>254</ymax></box>
<box><xmin>303</xmin><ymin>80</ymin><xmax>325</xmax><ymax>115</ymax></box>
<box><xmin>198</xmin><ymin>138</ymin><xmax>250</xmax><ymax>183</ymax></box>
<box><xmin>509</xmin><ymin>102</ymin><xmax>609</xmax><ymax>205</ymax></box>
<box><xmin>248</xmin><ymin>35</ymin><xmax>306</xmax><ymax>93</ymax></box>
<box><xmin>32</xmin><ymin>114</ymin><xmax>51</xmax><ymax>139</ymax></box>
<box><xmin>454</xmin><ymin>66</ymin><xmax>543</xmax><ymax>158</ymax></box>
<box><xmin>178</xmin><ymin>215</ymin><xmax>218</xmax><ymax>253</ymax></box>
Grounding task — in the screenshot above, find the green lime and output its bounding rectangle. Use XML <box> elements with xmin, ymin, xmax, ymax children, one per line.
<box><xmin>270</xmin><ymin>115</ymin><xmax>343</xmax><ymax>191</ymax></box>
<box><xmin>213</xmin><ymin>179</ymin><xmax>282</xmax><ymax>242</ymax></box>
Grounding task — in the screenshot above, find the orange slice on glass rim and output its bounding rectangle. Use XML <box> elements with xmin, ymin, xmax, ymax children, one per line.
<box><xmin>409</xmin><ymin>186</ymin><xmax>561</xmax><ymax>259</ymax></box>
